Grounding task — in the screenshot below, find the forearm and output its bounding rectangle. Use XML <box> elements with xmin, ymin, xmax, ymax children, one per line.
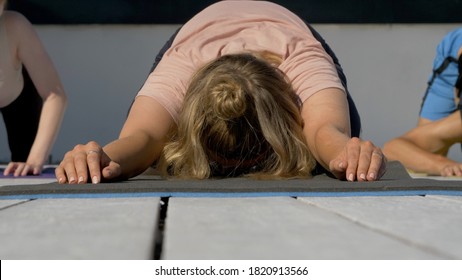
<box><xmin>383</xmin><ymin>137</ymin><xmax>455</xmax><ymax>175</ymax></box>
<box><xmin>102</xmin><ymin>96</ymin><xmax>173</xmax><ymax>180</ymax></box>
<box><xmin>306</xmin><ymin>123</ymin><xmax>350</xmax><ymax>170</ymax></box>
<box><xmin>103</xmin><ymin>131</ymin><xmax>165</xmax><ymax>179</ymax></box>
<box><xmin>27</xmin><ymin>93</ymin><xmax>67</xmax><ymax>165</ymax></box>
<box><xmin>301</xmin><ymin>88</ymin><xmax>352</xmax><ymax>172</ymax></box>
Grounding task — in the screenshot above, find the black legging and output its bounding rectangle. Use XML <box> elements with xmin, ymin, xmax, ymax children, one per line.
<box><xmin>0</xmin><ymin>67</ymin><xmax>42</xmax><ymax>162</ymax></box>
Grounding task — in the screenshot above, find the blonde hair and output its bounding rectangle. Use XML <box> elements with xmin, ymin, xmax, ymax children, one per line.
<box><xmin>160</xmin><ymin>52</ymin><xmax>316</xmax><ymax>179</ymax></box>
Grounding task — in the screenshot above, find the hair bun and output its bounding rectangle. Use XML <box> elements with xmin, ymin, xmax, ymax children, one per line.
<box><xmin>210</xmin><ymin>80</ymin><xmax>248</xmax><ymax>120</ymax></box>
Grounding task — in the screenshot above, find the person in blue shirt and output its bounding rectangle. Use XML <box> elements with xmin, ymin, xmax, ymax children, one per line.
<box><xmin>384</xmin><ymin>27</ymin><xmax>462</xmax><ymax>176</ymax></box>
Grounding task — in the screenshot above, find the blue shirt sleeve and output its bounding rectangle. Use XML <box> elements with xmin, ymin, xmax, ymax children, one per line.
<box><xmin>420</xmin><ymin>27</ymin><xmax>462</xmax><ymax>121</ymax></box>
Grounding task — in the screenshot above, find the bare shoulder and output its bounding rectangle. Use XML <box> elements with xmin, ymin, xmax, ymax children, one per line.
<box><xmin>3</xmin><ymin>11</ymin><xmax>38</xmax><ymax>48</ymax></box>
<box><xmin>3</xmin><ymin>10</ymin><xmax>29</xmax><ymax>22</ymax></box>
<box><xmin>3</xmin><ymin>11</ymin><xmax>33</xmax><ymax>33</ymax></box>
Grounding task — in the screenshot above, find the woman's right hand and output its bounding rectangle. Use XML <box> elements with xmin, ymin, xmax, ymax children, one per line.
<box><xmin>55</xmin><ymin>141</ymin><xmax>122</xmax><ymax>184</ymax></box>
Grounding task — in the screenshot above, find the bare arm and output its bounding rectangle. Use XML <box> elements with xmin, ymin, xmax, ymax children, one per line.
<box><xmin>383</xmin><ymin>112</ymin><xmax>462</xmax><ymax>175</ymax></box>
<box><xmin>4</xmin><ymin>12</ymin><xmax>67</xmax><ymax>176</ymax></box>
<box><xmin>105</xmin><ymin>96</ymin><xmax>174</xmax><ymax>179</ymax></box>
<box><xmin>302</xmin><ymin>88</ymin><xmax>386</xmax><ymax>181</ymax></box>
<box><xmin>56</xmin><ymin>96</ymin><xmax>174</xmax><ymax>184</ymax></box>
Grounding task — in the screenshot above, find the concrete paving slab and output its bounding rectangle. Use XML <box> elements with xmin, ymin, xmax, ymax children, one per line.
<box><xmin>0</xmin><ymin>197</ymin><xmax>160</xmax><ymax>259</ymax></box>
<box><xmin>163</xmin><ymin>197</ymin><xmax>441</xmax><ymax>259</ymax></box>
<box><xmin>0</xmin><ymin>200</ymin><xmax>28</xmax><ymax>209</ymax></box>
<box><xmin>427</xmin><ymin>195</ymin><xmax>462</xmax><ymax>203</ymax></box>
<box><xmin>298</xmin><ymin>196</ymin><xmax>462</xmax><ymax>259</ymax></box>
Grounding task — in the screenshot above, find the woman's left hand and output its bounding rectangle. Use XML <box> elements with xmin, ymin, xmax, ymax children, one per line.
<box><xmin>328</xmin><ymin>137</ymin><xmax>387</xmax><ymax>181</ymax></box>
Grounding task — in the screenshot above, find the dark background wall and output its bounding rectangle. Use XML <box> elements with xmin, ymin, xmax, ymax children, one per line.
<box><xmin>8</xmin><ymin>0</ymin><xmax>462</xmax><ymax>24</ymax></box>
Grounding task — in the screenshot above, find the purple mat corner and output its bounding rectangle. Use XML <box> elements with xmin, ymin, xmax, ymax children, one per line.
<box><xmin>0</xmin><ymin>167</ymin><xmax>56</xmax><ymax>178</ymax></box>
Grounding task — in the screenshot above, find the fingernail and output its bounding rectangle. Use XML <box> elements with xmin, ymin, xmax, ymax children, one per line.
<box><xmin>339</xmin><ymin>162</ymin><xmax>344</xmax><ymax>169</ymax></box>
<box><xmin>360</xmin><ymin>173</ymin><xmax>366</xmax><ymax>180</ymax></box>
<box><xmin>369</xmin><ymin>173</ymin><xmax>376</xmax><ymax>180</ymax></box>
<box><xmin>92</xmin><ymin>176</ymin><xmax>98</xmax><ymax>184</ymax></box>
<box><xmin>58</xmin><ymin>177</ymin><xmax>64</xmax><ymax>184</ymax></box>
<box><xmin>69</xmin><ymin>177</ymin><xmax>76</xmax><ymax>183</ymax></box>
<box><xmin>348</xmin><ymin>173</ymin><xmax>354</xmax><ymax>181</ymax></box>
<box><xmin>78</xmin><ymin>176</ymin><xmax>84</xmax><ymax>183</ymax></box>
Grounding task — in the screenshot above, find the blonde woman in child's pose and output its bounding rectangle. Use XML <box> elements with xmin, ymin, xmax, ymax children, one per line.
<box><xmin>56</xmin><ymin>1</ymin><xmax>386</xmax><ymax>184</ymax></box>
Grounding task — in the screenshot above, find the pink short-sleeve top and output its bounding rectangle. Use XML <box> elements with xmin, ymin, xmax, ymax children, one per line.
<box><xmin>137</xmin><ymin>0</ymin><xmax>344</xmax><ymax>123</ymax></box>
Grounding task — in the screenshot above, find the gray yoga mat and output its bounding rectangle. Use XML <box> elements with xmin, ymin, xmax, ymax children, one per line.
<box><xmin>1</xmin><ymin>161</ymin><xmax>461</xmax><ymax>199</ymax></box>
